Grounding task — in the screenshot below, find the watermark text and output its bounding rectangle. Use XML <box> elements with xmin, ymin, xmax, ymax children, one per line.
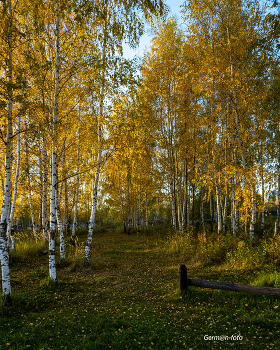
<box><xmin>204</xmin><ymin>335</ymin><xmax>243</xmax><ymax>341</ymax></box>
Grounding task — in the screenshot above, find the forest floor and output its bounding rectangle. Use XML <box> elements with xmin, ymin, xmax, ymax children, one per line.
<box><xmin>0</xmin><ymin>228</ymin><xmax>280</xmax><ymax>349</ymax></box>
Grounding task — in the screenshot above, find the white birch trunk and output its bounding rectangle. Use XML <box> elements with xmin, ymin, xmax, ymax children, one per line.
<box><xmin>261</xmin><ymin>172</ymin><xmax>265</xmax><ymax>233</ymax></box>
<box><xmin>182</xmin><ymin>161</ymin><xmax>189</xmax><ymax>229</ymax></box>
<box><xmin>49</xmin><ymin>0</ymin><xmax>60</xmax><ymax>282</ymax></box>
<box><xmin>223</xmin><ymin>184</ymin><xmax>228</xmax><ymax>233</ymax></box>
<box><xmin>170</xmin><ymin>178</ymin><xmax>177</xmax><ymax>231</ymax></box>
<box><xmin>84</xmin><ymin>5</ymin><xmax>107</xmax><ymax>266</ymax></box>
<box><xmin>7</xmin><ymin>114</ymin><xmax>21</xmax><ymax>250</ymax></box>
<box><xmin>139</xmin><ymin>184</ymin><xmax>142</xmax><ymax>230</ymax></box>
<box><xmin>84</xmin><ymin>132</ymin><xmax>102</xmax><ymax>267</ymax></box>
<box><xmin>0</xmin><ymin>0</ymin><xmax>13</xmax><ymax>301</ymax></box>
<box><xmin>151</xmin><ymin>197</ymin><xmax>159</xmax><ymax>229</ymax></box>
<box><xmin>215</xmin><ymin>178</ymin><xmax>222</xmax><ymax>234</ymax></box>
<box><xmin>127</xmin><ymin>176</ymin><xmax>131</xmax><ymax>234</ymax></box>
<box><xmin>249</xmin><ymin>187</ymin><xmax>256</xmax><ymax>241</ymax></box>
<box><xmin>49</xmin><ymin>153</ymin><xmax>58</xmax><ymax>282</ymax></box>
<box><xmin>200</xmin><ymin>186</ymin><xmax>204</xmax><ymax>227</ymax></box>
<box><xmin>42</xmin><ymin>138</ymin><xmax>48</xmax><ymax>241</ymax></box>
<box><xmin>72</xmin><ymin>129</ymin><xmax>80</xmax><ymax>237</ymax></box>
<box><xmin>134</xmin><ymin>187</ymin><xmax>138</xmax><ymax>230</ymax></box>
<box><xmin>63</xmin><ymin>180</ymin><xmax>68</xmax><ymax>231</ymax></box>
<box><xmin>118</xmin><ymin>174</ymin><xmax>126</xmax><ymax>233</ymax></box>
<box><xmin>231</xmin><ymin>178</ymin><xmax>236</xmax><ymax>235</ymax></box>
<box><xmin>175</xmin><ymin>154</ymin><xmax>183</xmax><ymax>232</ymax></box>
<box><xmin>56</xmin><ymin>188</ymin><xmax>65</xmax><ymax>262</ymax></box>
<box><xmin>169</xmin><ymin>156</ymin><xmax>177</xmax><ymax>231</ymax></box>
<box><xmin>275</xmin><ymin>136</ymin><xmax>280</xmax><ymax>236</ymax></box>
<box><xmin>209</xmin><ymin>190</ymin><xmax>214</xmax><ymax>231</ymax></box>
<box><xmin>145</xmin><ymin>191</ymin><xmax>148</xmax><ymax>232</ymax></box>
<box><xmin>28</xmin><ymin>188</ymin><xmax>38</xmax><ymax>241</ymax></box>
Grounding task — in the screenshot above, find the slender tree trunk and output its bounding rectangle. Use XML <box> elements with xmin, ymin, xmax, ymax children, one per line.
<box><xmin>261</xmin><ymin>171</ymin><xmax>265</xmax><ymax>233</ymax></box>
<box><xmin>249</xmin><ymin>186</ymin><xmax>257</xmax><ymax>241</ymax></box>
<box><xmin>210</xmin><ymin>189</ymin><xmax>214</xmax><ymax>232</ymax></box>
<box><xmin>223</xmin><ymin>184</ymin><xmax>228</xmax><ymax>233</ymax></box>
<box><xmin>49</xmin><ymin>0</ymin><xmax>60</xmax><ymax>283</ymax></box>
<box><xmin>275</xmin><ymin>135</ymin><xmax>280</xmax><ymax>236</ymax></box>
<box><xmin>118</xmin><ymin>174</ymin><xmax>126</xmax><ymax>233</ymax></box>
<box><xmin>56</xmin><ymin>186</ymin><xmax>65</xmax><ymax>262</ymax></box>
<box><xmin>25</xmin><ymin>138</ymin><xmax>38</xmax><ymax>241</ymax></box>
<box><xmin>42</xmin><ymin>138</ymin><xmax>48</xmax><ymax>241</ymax></box>
<box><xmin>170</xmin><ymin>177</ymin><xmax>177</xmax><ymax>231</ymax></box>
<box><xmin>84</xmin><ymin>11</ymin><xmax>107</xmax><ymax>266</ymax></box>
<box><xmin>138</xmin><ymin>185</ymin><xmax>142</xmax><ymax>231</ymax></box>
<box><xmin>72</xmin><ymin>129</ymin><xmax>80</xmax><ymax>238</ymax></box>
<box><xmin>215</xmin><ymin>178</ymin><xmax>222</xmax><ymax>234</ymax></box>
<box><xmin>200</xmin><ymin>186</ymin><xmax>204</xmax><ymax>227</ymax></box>
<box><xmin>38</xmin><ymin>150</ymin><xmax>43</xmax><ymax>233</ymax></box>
<box><xmin>175</xmin><ymin>153</ymin><xmax>183</xmax><ymax>232</ymax></box>
<box><xmin>7</xmin><ymin>114</ymin><xmax>21</xmax><ymax>250</ymax></box>
<box><xmin>231</xmin><ymin>178</ymin><xmax>236</xmax><ymax>235</ymax></box>
<box><xmin>192</xmin><ymin>184</ymin><xmax>195</xmax><ymax>227</ymax></box>
<box><xmin>152</xmin><ymin>197</ymin><xmax>159</xmax><ymax>229</ymax></box>
<box><xmin>28</xmin><ymin>186</ymin><xmax>38</xmax><ymax>241</ymax></box>
<box><xmin>183</xmin><ymin>159</ymin><xmax>189</xmax><ymax>229</ymax></box>
<box><xmin>145</xmin><ymin>191</ymin><xmax>148</xmax><ymax>232</ymax></box>
<box><xmin>84</xmin><ymin>129</ymin><xmax>102</xmax><ymax>266</ymax></box>
<box><xmin>134</xmin><ymin>186</ymin><xmax>138</xmax><ymax>230</ymax></box>
<box><xmin>0</xmin><ymin>0</ymin><xmax>13</xmax><ymax>301</ymax></box>
<box><xmin>126</xmin><ymin>174</ymin><xmax>132</xmax><ymax>234</ymax></box>
<box><xmin>63</xmin><ymin>180</ymin><xmax>68</xmax><ymax>230</ymax></box>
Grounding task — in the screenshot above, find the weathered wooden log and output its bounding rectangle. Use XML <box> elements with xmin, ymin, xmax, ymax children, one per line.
<box><xmin>179</xmin><ymin>264</ymin><xmax>280</xmax><ymax>297</ymax></box>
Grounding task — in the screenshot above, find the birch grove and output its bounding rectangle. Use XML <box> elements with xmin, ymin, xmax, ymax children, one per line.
<box><xmin>1</xmin><ymin>0</ymin><xmax>280</xmax><ymax>302</ymax></box>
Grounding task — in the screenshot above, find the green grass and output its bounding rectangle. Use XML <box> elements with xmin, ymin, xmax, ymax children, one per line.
<box><xmin>1</xmin><ymin>228</ymin><xmax>280</xmax><ymax>349</ymax></box>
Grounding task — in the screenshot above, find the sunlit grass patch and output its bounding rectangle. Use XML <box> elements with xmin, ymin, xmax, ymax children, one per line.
<box><xmin>10</xmin><ymin>230</ymin><xmax>47</xmax><ymax>262</ymax></box>
<box><xmin>252</xmin><ymin>272</ymin><xmax>280</xmax><ymax>288</ymax></box>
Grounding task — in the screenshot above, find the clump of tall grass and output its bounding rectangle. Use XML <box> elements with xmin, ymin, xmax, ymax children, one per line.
<box><xmin>162</xmin><ymin>229</ymin><xmax>237</xmax><ymax>266</ymax></box>
<box><xmin>162</xmin><ymin>229</ymin><xmax>280</xmax><ymax>269</ymax></box>
<box><xmin>10</xmin><ymin>230</ymin><xmax>47</xmax><ymax>261</ymax></box>
<box><xmin>227</xmin><ymin>235</ymin><xmax>280</xmax><ymax>269</ymax></box>
<box><xmin>252</xmin><ymin>272</ymin><xmax>280</xmax><ymax>288</ymax></box>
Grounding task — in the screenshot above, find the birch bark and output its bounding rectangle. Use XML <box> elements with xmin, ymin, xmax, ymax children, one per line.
<box><xmin>215</xmin><ymin>178</ymin><xmax>222</xmax><ymax>234</ymax></box>
<box><xmin>49</xmin><ymin>0</ymin><xmax>60</xmax><ymax>282</ymax></box>
<box><xmin>223</xmin><ymin>184</ymin><xmax>228</xmax><ymax>233</ymax></box>
<box><xmin>126</xmin><ymin>175</ymin><xmax>131</xmax><ymax>234</ymax></box>
<box><xmin>72</xmin><ymin>128</ymin><xmax>80</xmax><ymax>237</ymax></box>
<box><xmin>175</xmin><ymin>153</ymin><xmax>183</xmax><ymax>232</ymax></box>
<box><xmin>84</xmin><ymin>123</ymin><xmax>102</xmax><ymax>266</ymax></box>
<box><xmin>145</xmin><ymin>191</ymin><xmax>148</xmax><ymax>232</ymax></box>
<box><xmin>84</xmin><ymin>17</ymin><xmax>106</xmax><ymax>266</ymax></box>
<box><xmin>182</xmin><ymin>159</ymin><xmax>189</xmax><ymax>229</ymax></box>
<box><xmin>275</xmin><ymin>134</ymin><xmax>280</xmax><ymax>236</ymax></box>
<box><xmin>200</xmin><ymin>186</ymin><xmax>204</xmax><ymax>227</ymax></box>
<box><xmin>261</xmin><ymin>170</ymin><xmax>265</xmax><ymax>233</ymax></box>
<box><xmin>226</xmin><ymin>14</ymin><xmax>256</xmax><ymax>240</ymax></box>
<box><xmin>0</xmin><ymin>0</ymin><xmax>13</xmax><ymax>300</ymax></box>
<box><xmin>118</xmin><ymin>174</ymin><xmax>126</xmax><ymax>233</ymax></box>
<box><xmin>209</xmin><ymin>190</ymin><xmax>214</xmax><ymax>232</ymax></box>
<box><xmin>139</xmin><ymin>185</ymin><xmax>142</xmax><ymax>231</ymax></box>
<box><xmin>7</xmin><ymin>114</ymin><xmax>21</xmax><ymax>250</ymax></box>
<box><xmin>56</xmin><ymin>185</ymin><xmax>65</xmax><ymax>262</ymax></box>
<box><xmin>42</xmin><ymin>137</ymin><xmax>48</xmax><ymax>241</ymax></box>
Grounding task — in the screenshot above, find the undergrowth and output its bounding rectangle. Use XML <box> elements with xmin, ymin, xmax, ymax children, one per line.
<box><xmin>1</xmin><ymin>227</ymin><xmax>280</xmax><ymax>349</ymax></box>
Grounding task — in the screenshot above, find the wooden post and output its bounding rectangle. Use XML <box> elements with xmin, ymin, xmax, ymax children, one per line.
<box><xmin>179</xmin><ymin>264</ymin><xmax>188</xmax><ymax>292</ymax></box>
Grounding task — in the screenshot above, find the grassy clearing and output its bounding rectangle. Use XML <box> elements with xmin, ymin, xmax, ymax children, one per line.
<box><xmin>1</xmin><ymin>227</ymin><xmax>280</xmax><ymax>349</ymax></box>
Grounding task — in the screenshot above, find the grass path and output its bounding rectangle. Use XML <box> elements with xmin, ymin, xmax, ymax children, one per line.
<box><xmin>1</xmin><ymin>229</ymin><xmax>280</xmax><ymax>349</ymax></box>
